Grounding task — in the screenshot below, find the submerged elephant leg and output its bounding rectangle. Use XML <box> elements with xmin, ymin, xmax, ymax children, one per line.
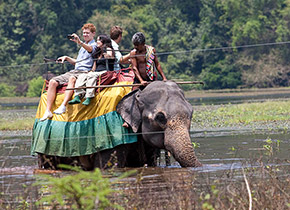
<box><xmin>79</xmin><ymin>155</ymin><xmax>94</xmax><ymax>170</ymax></box>
<box><xmin>93</xmin><ymin>144</ymin><xmax>131</xmax><ymax>169</ymax></box>
<box><xmin>165</xmin><ymin>151</ymin><xmax>171</xmax><ymax>166</ymax></box>
<box><xmin>141</xmin><ymin>140</ymin><xmax>160</xmax><ymax>166</ymax></box>
<box><xmin>38</xmin><ymin>153</ymin><xmax>57</xmax><ymax>170</ymax></box>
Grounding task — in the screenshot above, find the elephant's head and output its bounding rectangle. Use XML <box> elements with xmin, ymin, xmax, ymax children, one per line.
<box><xmin>116</xmin><ymin>81</ymin><xmax>202</xmax><ymax>167</ymax></box>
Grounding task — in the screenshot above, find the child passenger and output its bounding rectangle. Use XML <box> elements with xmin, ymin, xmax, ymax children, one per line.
<box><xmin>68</xmin><ymin>34</ymin><xmax>115</xmax><ymax>106</ymax></box>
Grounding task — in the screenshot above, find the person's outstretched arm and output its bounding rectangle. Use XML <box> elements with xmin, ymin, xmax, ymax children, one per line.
<box><xmin>70</xmin><ymin>33</ymin><xmax>93</xmax><ymax>53</ymax></box>
<box><xmin>56</xmin><ymin>56</ymin><xmax>76</xmax><ymax>65</ymax></box>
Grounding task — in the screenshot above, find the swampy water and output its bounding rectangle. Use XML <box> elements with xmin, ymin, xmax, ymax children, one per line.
<box><xmin>1</xmin><ymin>129</ymin><xmax>290</xmax><ymax>208</ymax></box>
<box><xmin>0</xmin><ymin>93</ymin><xmax>290</xmax><ymax>209</ymax></box>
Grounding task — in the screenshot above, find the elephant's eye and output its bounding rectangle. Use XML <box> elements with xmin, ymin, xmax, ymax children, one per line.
<box><xmin>154</xmin><ymin>112</ymin><xmax>167</xmax><ymax>126</ymax></box>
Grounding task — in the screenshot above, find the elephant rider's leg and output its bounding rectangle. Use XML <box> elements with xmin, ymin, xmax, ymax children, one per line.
<box><xmin>69</xmin><ymin>73</ymin><xmax>88</xmax><ymax>104</ymax></box>
<box><xmin>54</xmin><ymin>76</ymin><xmax>77</xmax><ymax>114</ymax></box>
<box><xmin>40</xmin><ymin>79</ymin><xmax>58</xmax><ymax>121</ymax></box>
<box><xmin>82</xmin><ymin>70</ymin><xmax>107</xmax><ymax>106</ymax></box>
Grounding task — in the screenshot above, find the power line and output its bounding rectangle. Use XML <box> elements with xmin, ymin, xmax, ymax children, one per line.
<box><xmin>157</xmin><ymin>40</ymin><xmax>290</xmax><ymax>56</ymax></box>
<box><xmin>1</xmin><ymin>40</ymin><xmax>290</xmax><ymax>69</ymax></box>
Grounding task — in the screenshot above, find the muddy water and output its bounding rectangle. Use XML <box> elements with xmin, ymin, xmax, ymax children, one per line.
<box><xmin>1</xmin><ymin>128</ymin><xmax>289</xmax><ymax>208</ymax></box>
<box><xmin>2</xmin><ymin>130</ymin><xmax>288</xmax><ymax>170</ymax></box>
<box><xmin>1</xmin><ymin>91</ymin><xmax>290</xmax><ymax>208</ymax></box>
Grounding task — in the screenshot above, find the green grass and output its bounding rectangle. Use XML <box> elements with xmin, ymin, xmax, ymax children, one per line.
<box><xmin>0</xmin><ymin>96</ymin><xmax>38</xmax><ymax>130</ymax></box>
<box><xmin>217</xmin><ymin>101</ymin><xmax>290</xmax><ymax>123</ymax></box>
<box><xmin>0</xmin><ymin>110</ymin><xmax>36</xmax><ymax>131</ymax></box>
<box><xmin>0</xmin><ymin>117</ymin><xmax>35</xmax><ymax>130</ymax></box>
<box><xmin>192</xmin><ymin>100</ymin><xmax>290</xmax><ymax>128</ymax></box>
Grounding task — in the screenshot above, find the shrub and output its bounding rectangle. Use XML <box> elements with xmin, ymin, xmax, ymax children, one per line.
<box><xmin>36</xmin><ymin>165</ymin><xmax>135</xmax><ymax>210</ymax></box>
<box><xmin>0</xmin><ymin>83</ymin><xmax>16</xmax><ymax>97</ymax></box>
<box><xmin>27</xmin><ymin>76</ymin><xmax>45</xmax><ymax>97</ymax></box>
<box><xmin>199</xmin><ymin>60</ymin><xmax>242</xmax><ymax>89</ymax></box>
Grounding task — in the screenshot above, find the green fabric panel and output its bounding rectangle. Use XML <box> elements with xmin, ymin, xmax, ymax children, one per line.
<box><xmin>31</xmin><ymin>111</ymin><xmax>138</xmax><ymax>157</ymax></box>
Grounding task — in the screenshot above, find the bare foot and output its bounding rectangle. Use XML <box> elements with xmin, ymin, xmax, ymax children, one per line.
<box><xmin>122</xmin><ymin>122</ymin><xmax>129</xmax><ymax>128</ymax></box>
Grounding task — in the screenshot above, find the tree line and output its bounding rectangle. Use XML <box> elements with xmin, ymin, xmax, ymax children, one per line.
<box><xmin>1</xmin><ymin>0</ymin><xmax>290</xmax><ymax>97</ymax></box>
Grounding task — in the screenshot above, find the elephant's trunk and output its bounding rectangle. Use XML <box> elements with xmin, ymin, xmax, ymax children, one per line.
<box><xmin>164</xmin><ymin>116</ymin><xmax>202</xmax><ymax>167</ymax></box>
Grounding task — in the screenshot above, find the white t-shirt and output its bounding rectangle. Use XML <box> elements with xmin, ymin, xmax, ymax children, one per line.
<box><xmin>111</xmin><ymin>39</ymin><xmax>122</xmax><ymax>70</ymax></box>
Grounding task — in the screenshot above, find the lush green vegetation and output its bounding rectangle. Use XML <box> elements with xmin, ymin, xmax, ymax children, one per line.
<box><xmin>1</xmin><ymin>0</ymin><xmax>290</xmax><ymax>96</ymax></box>
<box><xmin>192</xmin><ymin>100</ymin><xmax>290</xmax><ymax>129</ymax></box>
<box><xmin>27</xmin><ymin>76</ymin><xmax>45</xmax><ymax>97</ymax></box>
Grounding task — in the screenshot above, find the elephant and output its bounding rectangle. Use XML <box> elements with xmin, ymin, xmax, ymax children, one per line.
<box><xmin>116</xmin><ymin>80</ymin><xmax>202</xmax><ymax>167</ymax></box>
<box><xmin>37</xmin><ymin>80</ymin><xmax>201</xmax><ymax>169</ymax></box>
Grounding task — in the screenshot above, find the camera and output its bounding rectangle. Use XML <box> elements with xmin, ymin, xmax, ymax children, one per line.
<box><xmin>67</xmin><ymin>34</ymin><xmax>74</xmax><ymax>40</ymax></box>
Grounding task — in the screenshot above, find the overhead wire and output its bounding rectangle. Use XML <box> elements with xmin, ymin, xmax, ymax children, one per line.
<box><xmin>1</xmin><ymin>40</ymin><xmax>290</xmax><ymax>69</ymax></box>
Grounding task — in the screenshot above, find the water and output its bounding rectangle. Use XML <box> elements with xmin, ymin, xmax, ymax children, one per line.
<box><xmin>1</xmin><ymin>128</ymin><xmax>289</xmax><ymax>208</ymax></box>
<box><xmin>2</xmin><ymin>129</ymin><xmax>288</xmax><ymax>170</ymax></box>
<box><xmin>187</xmin><ymin>88</ymin><xmax>290</xmax><ymax>105</ymax></box>
<box><xmin>1</xmin><ymin>91</ymin><xmax>290</xmax><ymax>208</ymax></box>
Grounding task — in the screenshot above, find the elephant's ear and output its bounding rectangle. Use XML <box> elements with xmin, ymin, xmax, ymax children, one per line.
<box><xmin>116</xmin><ymin>89</ymin><xmax>142</xmax><ymax>133</ymax></box>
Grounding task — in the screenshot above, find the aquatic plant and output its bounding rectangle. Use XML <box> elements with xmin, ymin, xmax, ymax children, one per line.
<box><xmin>263</xmin><ymin>138</ymin><xmax>281</xmax><ymax>156</ymax></box>
<box><xmin>35</xmin><ymin>165</ymin><xmax>135</xmax><ymax>210</ymax></box>
<box><xmin>192</xmin><ymin>141</ymin><xmax>200</xmax><ymax>148</ymax></box>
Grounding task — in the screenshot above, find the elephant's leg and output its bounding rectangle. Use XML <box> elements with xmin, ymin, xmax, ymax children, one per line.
<box><xmin>165</xmin><ymin>151</ymin><xmax>171</xmax><ymax>166</ymax></box>
<box><xmin>124</xmin><ymin>140</ymin><xmax>160</xmax><ymax>167</ymax></box>
<box><xmin>126</xmin><ymin>141</ymin><xmax>145</xmax><ymax>167</ymax></box>
<box><xmin>142</xmin><ymin>141</ymin><xmax>160</xmax><ymax>167</ymax></box>
<box><xmin>53</xmin><ymin>156</ymin><xmax>79</xmax><ymax>170</ymax></box>
<box><xmin>79</xmin><ymin>155</ymin><xmax>94</xmax><ymax>171</ymax></box>
<box><xmin>93</xmin><ymin>145</ymin><xmax>130</xmax><ymax>169</ymax></box>
<box><xmin>38</xmin><ymin>153</ymin><xmax>57</xmax><ymax>170</ymax></box>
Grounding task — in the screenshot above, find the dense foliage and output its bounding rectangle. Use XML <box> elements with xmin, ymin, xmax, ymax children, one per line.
<box><xmin>1</xmin><ymin>0</ymin><xmax>290</xmax><ymax>96</ymax></box>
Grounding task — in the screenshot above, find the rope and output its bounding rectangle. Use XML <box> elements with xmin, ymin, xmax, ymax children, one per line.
<box><xmin>1</xmin><ymin>40</ymin><xmax>290</xmax><ymax>69</ymax></box>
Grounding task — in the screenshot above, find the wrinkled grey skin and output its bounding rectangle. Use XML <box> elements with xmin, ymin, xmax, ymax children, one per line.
<box><xmin>116</xmin><ymin>80</ymin><xmax>202</xmax><ymax>167</ymax></box>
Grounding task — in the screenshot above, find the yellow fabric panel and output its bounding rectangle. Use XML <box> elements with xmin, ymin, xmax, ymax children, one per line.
<box><xmin>35</xmin><ymin>81</ymin><xmax>132</xmax><ymax>122</ymax></box>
